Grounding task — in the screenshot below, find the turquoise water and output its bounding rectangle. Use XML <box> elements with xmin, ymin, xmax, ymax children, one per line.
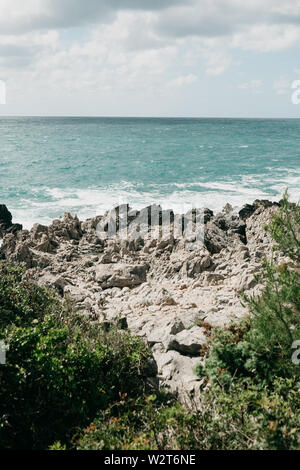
<box><xmin>0</xmin><ymin>117</ymin><xmax>299</xmax><ymax>228</ymax></box>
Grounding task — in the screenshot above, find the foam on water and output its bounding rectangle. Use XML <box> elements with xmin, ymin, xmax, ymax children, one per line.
<box><xmin>12</xmin><ymin>173</ymin><xmax>299</xmax><ymax>229</ymax></box>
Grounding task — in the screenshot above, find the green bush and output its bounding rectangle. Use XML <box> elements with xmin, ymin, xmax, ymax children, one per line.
<box><xmin>0</xmin><ymin>262</ymin><xmax>151</xmax><ymax>449</ymax></box>
<box><xmin>77</xmin><ymin>377</ymin><xmax>300</xmax><ymax>450</ymax></box>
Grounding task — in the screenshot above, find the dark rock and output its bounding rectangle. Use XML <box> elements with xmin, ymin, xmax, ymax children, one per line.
<box><xmin>204</xmin><ymin>222</ymin><xmax>230</xmax><ymax>254</ymax></box>
<box><xmin>0</xmin><ymin>205</ymin><xmax>12</xmax><ymax>229</ymax></box>
<box><xmin>203</xmin><ymin>208</ymin><xmax>214</xmax><ymax>224</ymax></box>
<box><xmin>6</xmin><ymin>223</ymin><xmax>23</xmax><ymax>235</ymax></box>
<box><xmin>253</xmin><ymin>199</ymin><xmax>279</xmax><ymax>209</ymax></box>
<box><xmin>239</xmin><ymin>204</ymin><xmax>256</xmax><ymax>220</ymax></box>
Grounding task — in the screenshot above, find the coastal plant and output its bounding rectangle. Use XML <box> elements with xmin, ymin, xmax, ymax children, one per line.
<box><xmin>0</xmin><ymin>262</ymin><xmax>152</xmax><ymax>450</ymax></box>
<box><xmin>77</xmin><ymin>376</ymin><xmax>300</xmax><ymax>450</ymax></box>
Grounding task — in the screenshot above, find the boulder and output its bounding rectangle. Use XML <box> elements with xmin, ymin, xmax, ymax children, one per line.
<box><xmin>204</xmin><ymin>222</ymin><xmax>230</xmax><ymax>254</ymax></box>
<box><xmin>147</xmin><ymin>318</ymin><xmax>185</xmax><ymax>347</ymax></box>
<box><xmin>95</xmin><ymin>263</ymin><xmax>149</xmax><ymax>288</ymax></box>
<box><xmin>182</xmin><ymin>255</ymin><xmax>211</xmax><ymax>278</ymax></box>
<box><xmin>166</xmin><ymin>326</ymin><xmax>207</xmax><ymax>355</ymax></box>
<box><xmin>239</xmin><ymin>204</ymin><xmax>256</xmax><ymax>221</ymax></box>
<box><xmin>30</xmin><ymin>223</ymin><xmax>48</xmax><ymax>240</ymax></box>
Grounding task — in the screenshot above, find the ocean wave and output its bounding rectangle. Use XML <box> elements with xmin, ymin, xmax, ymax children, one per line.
<box><xmin>7</xmin><ymin>174</ymin><xmax>299</xmax><ymax>230</ymax></box>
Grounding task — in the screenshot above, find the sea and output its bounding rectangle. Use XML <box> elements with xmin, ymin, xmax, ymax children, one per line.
<box><xmin>0</xmin><ymin>117</ymin><xmax>299</xmax><ymax>229</ymax></box>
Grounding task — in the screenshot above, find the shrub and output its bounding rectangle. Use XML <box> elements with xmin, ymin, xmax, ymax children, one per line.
<box><xmin>0</xmin><ymin>262</ymin><xmax>151</xmax><ymax>449</ymax></box>
<box><xmin>77</xmin><ymin>377</ymin><xmax>300</xmax><ymax>450</ymax></box>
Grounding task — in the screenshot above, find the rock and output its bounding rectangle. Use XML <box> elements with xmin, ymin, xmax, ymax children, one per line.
<box><xmin>64</xmin><ymin>285</ymin><xmax>86</xmax><ymax>302</ymax></box>
<box><xmin>166</xmin><ymin>326</ymin><xmax>207</xmax><ymax>355</ymax></box>
<box><xmin>48</xmin><ymin>213</ymin><xmax>82</xmax><ymax>241</ymax></box>
<box><xmin>0</xmin><ymin>205</ymin><xmax>12</xmax><ymax>229</ymax></box>
<box><xmin>116</xmin><ymin>317</ymin><xmax>128</xmax><ymax>330</ymax></box>
<box><xmin>253</xmin><ymin>199</ymin><xmax>279</xmax><ymax>209</ymax></box>
<box><xmin>147</xmin><ymin>318</ymin><xmax>185</xmax><ymax>346</ymax></box>
<box><xmin>182</xmin><ymin>255</ymin><xmax>211</xmax><ymax>278</ymax></box>
<box><xmin>204</xmin><ymin>222</ymin><xmax>231</xmax><ymax>254</ymax></box>
<box><xmin>152</xmin><ymin>344</ymin><xmax>201</xmax><ymax>397</ymax></box>
<box><xmin>232</xmin><ymin>271</ymin><xmax>257</xmax><ymax>293</ymax></box>
<box><xmin>239</xmin><ymin>204</ymin><xmax>256</xmax><ymax>220</ymax></box>
<box><xmin>30</xmin><ymin>223</ymin><xmax>48</xmax><ymax>240</ymax></box>
<box><xmin>53</xmin><ymin>277</ymin><xmax>70</xmax><ymax>296</ymax></box>
<box><xmin>95</xmin><ymin>263</ymin><xmax>149</xmax><ymax>288</ymax></box>
<box><xmin>203</xmin><ymin>272</ymin><xmax>225</xmax><ymax>285</ymax></box>
<box><xmin>6</xmin><ymin>223</ymin><xmax>23</xmax><ymax>235</ymax></box>
<box><xmin>0</xmin><ymin>205</ymin><xmax>22</xmax><ymax>236</ymax></box>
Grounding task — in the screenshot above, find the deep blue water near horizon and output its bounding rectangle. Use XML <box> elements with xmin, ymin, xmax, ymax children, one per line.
<box><xmin>0</xmin><ymin>116</ymin><xmax>299</xmax><ymax>229</ymax></box>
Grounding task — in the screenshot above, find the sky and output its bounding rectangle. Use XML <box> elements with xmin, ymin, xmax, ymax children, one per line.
<box><xmin>0</xmin><ymin>0</ymin><xmax>300</xmax><ymax>117</ymax></box>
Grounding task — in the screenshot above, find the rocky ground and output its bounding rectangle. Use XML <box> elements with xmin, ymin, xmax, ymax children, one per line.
<box><xmin>0</xmin><ymin>200</ymin><xmax>283</xmax><ymax>401</ymax></box>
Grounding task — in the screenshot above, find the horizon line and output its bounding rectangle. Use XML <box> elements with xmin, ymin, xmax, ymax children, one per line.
<box><xmin>1</xmin><ymin>114</ymin><xmax>300</xmax><ymax>120</ymax></box>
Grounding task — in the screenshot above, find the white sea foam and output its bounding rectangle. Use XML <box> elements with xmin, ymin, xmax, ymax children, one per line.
<box><xmin>11</xmin><ymin>172</ymin><xmax>299</xmax><ymax>230</ymax></box>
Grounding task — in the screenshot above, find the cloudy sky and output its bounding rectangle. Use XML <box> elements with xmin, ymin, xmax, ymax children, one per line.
<box><xmin>1</xmin><ymin>0</ymin><xmax>300</xmax><ymax>117</ymax></box>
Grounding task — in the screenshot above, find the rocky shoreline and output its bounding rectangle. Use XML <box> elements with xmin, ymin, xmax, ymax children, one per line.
<box><xmin>0</xmin><ymin>199</ymin><xmax>283</xmax><ymax>400</ymax></box>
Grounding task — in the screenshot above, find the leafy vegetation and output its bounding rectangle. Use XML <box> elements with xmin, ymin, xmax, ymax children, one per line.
<box><xmin>0</xmin><ymin>263</ymin><xmax>151</xmax><ymax>449</ymax></box>
<box><xmin>77</xmin><ymin>377</ymin><xmax>300</xmax><ymax>450</ymax></box>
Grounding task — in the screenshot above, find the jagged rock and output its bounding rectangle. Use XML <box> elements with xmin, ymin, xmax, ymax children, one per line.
<box><xmin>166</xmin><ymin>326</ymin><xmax>207</xmax><ymax>355</ymax></box>
<box><xmin>95</xmin><ymin>263</ymin><xmax>149</xmax><ymax>288</ymax></box>
<box><xmin>13</xmin><ymin>244</ymin><xmax>33</xmax><ymax>267</ymax></box>
<box><xmin>48</xmin><ymin>213</ymin><xmax>82</xmax><ymax>241</ymax></box>
<box><xmin>232</xmin><ymin>271</ymin><xmax>257</xmax><ymax>293</ymax></box>
<box><xmin>214</xmin><ymin>213</ymin><xmax>246</xmax><ymax>241</ymax></box>
<box><xmin>204</xmin><ymin>222</ymin><xmax>232</xmax><ymax>254</ymax></box>
<box><xmin>147</xmin><ymin>318</ymin><xmax>185</xmax><ymax>346</ymax></box>
<box><xmin>239</xmin><ymin>204</ymin><xmax>256</xmax><ymax>221</ymax></box>
<box><xmin>182</xmin><ymin>255</ymin><xmax>211</xmax><ymax>278</ymax></box>
<box><xmin>152</xmin><ymin>344</ymin><xmax>201</xmax><ymax>395</ymax></box>
<box><xmin>6</xmin><ymin>224</ymin><xmax>23</xmax><ymax>235</ymax></box>
<box><xmin>253</xmin><ymin>199</ymin><xmax>279</xmax><ymax>209</ymax></box>
<box><xmin>0</xmin><ymin>205</ymin><xmax>22</xmax><ymax>236</ymax></box>
<box><xmin>30</xmin><ymin>223</ymin><xmax>48</xmax><ymax>240</ymax></box>
<box><xmin>53</xmin><ymin>277</ymin><xmax>70</xmax><ymax>296</ymax></box>
<box><xmin>0</xmin><ymin>205</ymin><xmax>12</xmax><ymax>229</ymax></box>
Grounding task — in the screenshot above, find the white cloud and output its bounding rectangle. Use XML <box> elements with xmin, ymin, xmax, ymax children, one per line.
<box><xmin>168</xmin><ymin>73</ymin><xmax>198</xmax><ymax>87</ymax></box>
<box><xmin>232</xmin><ymin>24</ymin><xmax>300</xmax><ymax>52</ymax></box>
<box><xmin>273</xmin><ymin>76</ymin><xmax>292</xmax><ymax>95</ymax></box>
<box><xmin>9</xmin><ymin>13</ymin><xmax>178</xmax><ymax>96</ymax></box>
<box><xmin>0</xmin><ymin>0</ymin><xmax>184</xmax><ymax>34</ymax></box>
<box><xmin>238</xmin><ymin>80</ymin><xmax>263</xmax><ymax>95</ymax></box>
<box><xmin>239</xmin><ymin>80</ymin><xmax>263</xmax><ymax>89</ymax></box>
<box><xmin>1</xmin><ymin>0</ymin><xmax>300</xmax><ymax>113</ymax></box>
